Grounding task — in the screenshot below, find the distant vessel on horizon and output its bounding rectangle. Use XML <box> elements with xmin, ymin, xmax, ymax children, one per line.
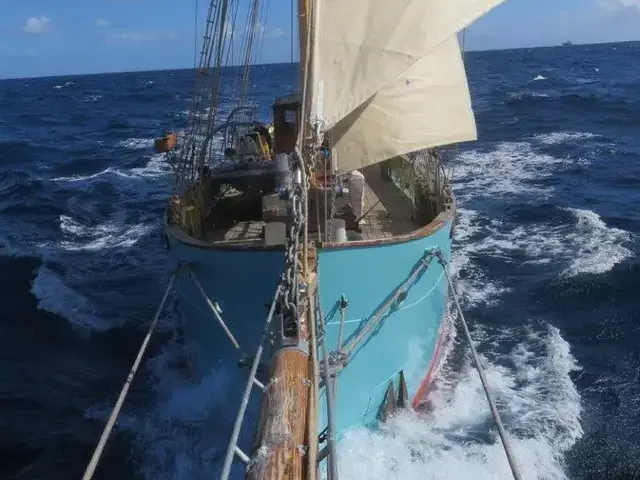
<box><xmin>563</xmin><ymin>41</ymin><xmax>573</xmax><ymax>46</ymax></box>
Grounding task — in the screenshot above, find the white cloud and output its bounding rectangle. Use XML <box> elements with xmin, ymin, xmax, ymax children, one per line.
<box><xmin>22</xmin><ymin>16</ymin><xmax>51</xmax><ymax>35</ymax></box>
<box><xmin>96</xmin><ymin>19</ymin><xmax>110</xmax><ymax>28</ymax></box>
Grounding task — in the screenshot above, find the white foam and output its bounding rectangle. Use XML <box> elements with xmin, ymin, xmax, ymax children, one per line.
<box><xmin>453</xmin><ymin>142</ymin><xmax>565</xmax><ymax>199</ymax></box>
<box><xmin>456</xmin><ymin>208</ymin><xmax>633</xmax><ymax>277</ymax></box>
<box><xmin>53</xmin><ymin>81</ymin><xmax>74</xmax><ymax>90</ymax></box>
<box><xmin>336</xmin><ymin>325</ymin><xmax>581</xmax><ymax>480</ymax></box>
<box><xmin>112</xmin><ymin>345</ymin><xmax>258</xmax><ymax>480</ymax></box>
<box><xmin>51</xmin><ymin>152</ymin><xmax>172</xmax><ymax>183</ymax></box>
<box><xmin>80</xmin><ymin>94</ymin><xmax>103</xmax><ymax>103</ymax></box>
<box><xmin>507</xmin><ymin>92</ymin><xmax>550</xmax><ymax>101</ymax></box>
<box><xmin>450</xmin><ymin>208</ymin><xmax>511</xmax><ymax>307</ymax></box>
<box><xmin>26</xmin><ymin>212</ymin><xmax>156</xmax><ymax>330</ymax></box>
<box><xmin>564</xmin><ymin>208</ymin><xmax>633</xmax><ymax>276</ymax></box>
<box><xmin>116</xmin><ymin>137</ymin><xmax>155</xmax><ymax>150</ymax></box>
<box><xmin>532</xmin><ymin>132</ymin><xmax>597</xmax><ymax>145</ymax></box>
<box><xmin>51</xmin><ymin>167</ymin><xmax>127</xmax><ymax>183</ymax></box>
<box><xmin>129</xmin><ymin>153</ymin><xmax>173</xmax><ymax>178</ymax></box>
<box><xmin>58</xmin><ymin>214</ymin><xmax>153</xmax><ymax>251</ymax></box>
<box><xmin>31</xmin><ymin>265</ymin><xmax>109</xmax><ymax>331</ymax></box>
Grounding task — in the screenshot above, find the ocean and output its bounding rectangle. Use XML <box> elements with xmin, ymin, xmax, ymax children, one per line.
<box><xmin>0</xmin><ymin>41</ymin><xmax>638</xmax><ymax>479</ymax></box>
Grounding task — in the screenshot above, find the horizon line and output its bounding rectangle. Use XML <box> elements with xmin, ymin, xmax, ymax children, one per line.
<box><xmin>1</xmin><ymin>38</ymin><xmax>638</xmax><ymax>82</ymax></box>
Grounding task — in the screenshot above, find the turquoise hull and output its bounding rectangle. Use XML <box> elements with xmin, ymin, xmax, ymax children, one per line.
<box><xmin>166</xmin><ymin>217</ymin><xmax>452</xmax><ymax>439</ymax></box>
<box><xmin>317</xmin><ymin>222</ymin><xmax>451</xmax><ymax>436</ymax></box>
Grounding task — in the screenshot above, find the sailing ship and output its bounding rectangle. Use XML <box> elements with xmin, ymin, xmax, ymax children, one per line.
<box><xmin>158</xmin><ymin>0</ymin><xmax>506</xmax><ymax>477</ymax></box>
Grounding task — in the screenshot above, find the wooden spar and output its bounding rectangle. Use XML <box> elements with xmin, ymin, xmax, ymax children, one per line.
<box><xmin>297</xmin><ymin>0</ymin><xmax>315</xmax><ymax>150</ymax></box>
<box><xmin>247</xmin><ymin>249</ymin><xmax>319</xmax><ymax>480</ymax></box>
<box><xmin>297</xmin><ymin>0</ymin><xmax>312</xmax><ymax>276</ymax></box>
<box><xmin>246</xmin><ymin>348</ymin><xmax>311</xmax><ymax>480</ymax></box>
<box><xmin>248</xmin><ymin>3</ymin><xmax>317</xmax><ymax>472</ymax></box>
<box><xmin>297</xmin><ymin>0</ymin><xmax>309</xmax><ymax>94</ymax></box>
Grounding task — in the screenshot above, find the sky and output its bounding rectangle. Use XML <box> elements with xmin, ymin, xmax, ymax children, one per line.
<box><xmin>1</xmin><ymin>0</ymin><xmax>640</xmax><ymax>79</ymax></box>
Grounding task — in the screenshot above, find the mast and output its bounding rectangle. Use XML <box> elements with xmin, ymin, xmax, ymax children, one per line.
<box><xmin>297</xmin><ymin>0</ymin><xmax>309</xmax><ymax>95</ymax></box>
<box><xmin>297</xmin><ymin>0</ymin><xmax>315</xmax><ymax>152</ymax></box>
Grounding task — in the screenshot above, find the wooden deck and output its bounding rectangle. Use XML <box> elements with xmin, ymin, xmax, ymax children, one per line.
<box><xmin>358</xmin><ymin>165</ymin><xmax>417</xmax><ymax>240</ymax></box>
<box><xmin>201</xmin><ymin>165</ymin><xmax>419</xmax><ymax>245</ymax></box>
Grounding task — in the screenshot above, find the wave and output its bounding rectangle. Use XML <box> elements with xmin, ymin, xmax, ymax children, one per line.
<box><xmin>506</xmin><ymin>90</ymin><xmax>636</xmax><ymax>114</ymax></box>
<box><xmin>531</xmin><ymin>131</ymin><xmax>598</xmax><ymax>145</ymax></box>
<box><xmin>53</xmin><ymin>81</ymin><xmax>74</xmax><ymax>90</ymax></box>
<box><xmin>337</xmin><ymin>325</ymin><xmax>581</xmax><ymax>480</ymax></box>
<box><xmin>31</xmin><ymin>265</ymin><xmax>109</xmax><ymax>331</ymax></box>
<box><xmin>116</xmin><ymin>137</ymin><xmax>155</xmax><ymax>150</ymax></box>
<box><xmin>51</xmin><ymin>153</ymin><xmax>171</xmax><ymax>182</ymax></box>
<box><xmin>58</xmin><ymin>214</ymin><xmax>153</xmax><ymax>252</ymax></box>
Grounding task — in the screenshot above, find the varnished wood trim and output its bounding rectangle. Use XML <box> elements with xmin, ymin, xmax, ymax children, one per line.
<box><xmin>165</xmin><ymin>198</ymin><xmax>456</xmax><ymax>252</ymax></box>
<box><xmin>165</xmin><ymin>219</ymin><xmax>285</xmax><ymax>252</ymax></box>
<box><xmin>247</xmin><ymin>348</ymin><xmax>311</xmax><ymax>480</ymax></box>
<box><xmin>320</xmin><ymin>201</ymin><xmax>456</xmax><ymax>250</ymax></box>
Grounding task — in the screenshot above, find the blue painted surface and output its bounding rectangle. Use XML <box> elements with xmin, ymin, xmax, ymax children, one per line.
<box><xmin>317</xmin><ymin>220</ymin><xmax>452</xmax><ymax>438</ymax></box>
<box><xmin>166</xmin><ymin>218</ymin><xmax>452</xmax><ymax>441</ymax></box>
<box><xmin>166</xmin><ymin>232</ymin><xmax>284</xmax><ymax>373</ymax></box>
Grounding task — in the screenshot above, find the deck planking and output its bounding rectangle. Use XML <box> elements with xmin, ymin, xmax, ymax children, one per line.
<box><xmin>201</xmin><ymin>165</ymin><xmax>419</xmax><ymax>245</ymax></box>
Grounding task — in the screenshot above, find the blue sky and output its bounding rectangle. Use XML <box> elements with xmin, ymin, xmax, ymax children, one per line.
<box><xmin>1</xmin><ymin>0</ymin><xmax>640</xmax><ymax>79</ymax></box>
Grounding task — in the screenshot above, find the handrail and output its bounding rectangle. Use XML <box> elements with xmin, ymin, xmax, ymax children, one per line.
<box><xmin>315</xmin><ymin>287</ymin><xmax>339</xmax><ymax>480</ymax></box>
<box><xmin>307</xmin><ymin>279</ymin><xmax>321</xmax><ymax>480</ymax></box>
<box><xmin>189</xmin><ymin>269</ymin><xmax>242</xmax><ymax>352</ymax></box>
<box><xmin>219</xmin><ymin>285</ymin><xmax>282</xmax><ymax>480</ymax></box>
<box><xmin>82</xmin><ymin>274</ymin><xmax>176</xmax><ymax>480</ymax></box>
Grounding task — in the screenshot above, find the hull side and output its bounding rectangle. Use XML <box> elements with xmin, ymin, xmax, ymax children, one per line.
<box><xmin>166</xmin><ymin>225</ymin><xmax>284</xmax><ymax>374</ymax></box>
<box><xmin>166</xmin><ymin>212</ymin><xmax>452</xmax><ymax>441</ymax></box>
<box><xmin>317</xmin><ymin>219</ymin><xmax>452</xmax><ymax>437</ymax></box>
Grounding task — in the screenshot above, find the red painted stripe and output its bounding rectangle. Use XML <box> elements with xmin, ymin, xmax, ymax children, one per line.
<box><xmin>411</xmin><ymin>316</ymin><xmax>449</xmax><ymax>409</ymax></box>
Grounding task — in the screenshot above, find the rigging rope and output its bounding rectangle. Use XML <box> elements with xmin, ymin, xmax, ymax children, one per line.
<box><xmin>337</xmin><ymin>249</ymin><xmax>437</xmax><ymax>359</ymax></box>
<box><xmin>81</xmin><ymin>275</ymin><xmax>176</xmax><ymax>480</ymax></box>
<box><xmin>434</xmin><ymin>250</ymin><xmax>523</xmax><ymax>480</ymax></box>
<box><xmin>194</xmin><ymin>0</ymin><xmax>199</xmax><ymax>68</ymax></box>
<box><xmin>290</xmin><ymin>0</ymin><xmax>295</xmax><ymax>64</ymax></box>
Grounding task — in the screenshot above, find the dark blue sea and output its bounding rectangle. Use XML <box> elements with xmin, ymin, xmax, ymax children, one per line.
<box><xmin>1</xmin><ymin>41</ymin><xmax>639</xmax><ymax>480</ymax></box>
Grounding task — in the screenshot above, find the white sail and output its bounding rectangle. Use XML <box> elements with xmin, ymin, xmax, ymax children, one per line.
<box><xmin>309</xmin><ymin>0</ymin><xmax>506</xmax><ymax>129</ymax></box>
<box><xmin>329</xmin><ymin>36</ymin><xmax>476</xmax><ymax>174</ymax></box>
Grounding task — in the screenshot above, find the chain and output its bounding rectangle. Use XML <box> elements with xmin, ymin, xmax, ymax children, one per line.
<box><xmin>326</xmin><ymin>175</ymin><xmax>338</xmax><ymax>242</ymax></box>
<box><xmin>280</xmin><ymin>148</ymin><xmax>306</xmax><ymax>328</ymax></box>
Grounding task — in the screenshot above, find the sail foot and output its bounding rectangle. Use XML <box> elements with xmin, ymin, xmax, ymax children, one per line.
<box><xmin>329</xmin><ymin>36</ymin><xmax>476</xmax><ymax>174</ymax></box>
